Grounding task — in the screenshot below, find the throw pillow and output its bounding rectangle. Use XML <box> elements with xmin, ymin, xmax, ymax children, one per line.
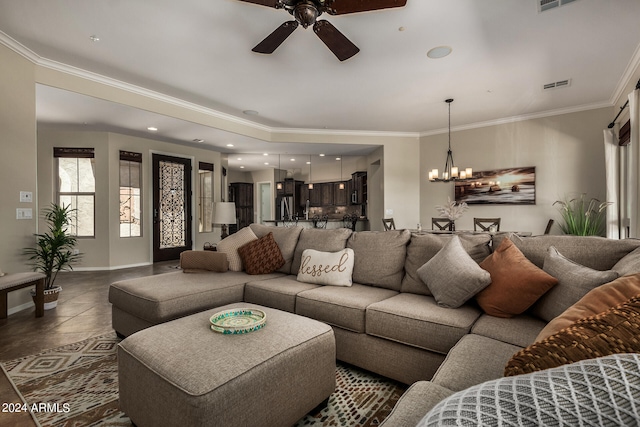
<box><xmin>216</xmin><ymin>226</ymin><xmax>258</xmax><ymax>272</ymax></box>
<box><xmin>249</xmin><ymin>223</ymin><xmax>303</xmax><ymax>274</ymax></box>
<box><xmin>613</xmin><ymin>246</ymin><xmax>640</xmax><ymax>276</ymax></box>
<box><xmin>237</xmin><ymin>232</ymin><xmax>285</xmax><ymax>275</ymax></box>
<box><xmin>291</xmin><ymin>228</ymin><xmax>353</xmax><ymax>274</ymax></box>
<box><xmin>475</xmin><ymin>238</ymin><xmax>558</xmax><ymax>318</ymax></box>
<box><xmin>179</xmin><ymin>250</ymin><xmax>228</xmax><ymax>273</ymax></box>
<box><xmin>536</xmin><ymin>273</ymin><xmax>640</xmax><ymax>341</ymax></box>
<box><xmin>417</xmin><ymin>235</ymin><xmax>491</xmax><ymax>308</ymax></box>
<box><xmin>530</xmin><ymin>246</ymin><xmax>619</xmax><ymax>322</ymax></box>
<box><xmin>504</xmin><ymin>294</ymin><xmax>640</xmax><ymax>377</ymax></box>
<box><xmin>419</xmin><ymin>354</ymin><xmax>640</xmax><ymax>427</ymax></box>
<box><xmin>296</xmin><ymin>248</ymin><xmax>355</xmax><ymax>287</ymax></box>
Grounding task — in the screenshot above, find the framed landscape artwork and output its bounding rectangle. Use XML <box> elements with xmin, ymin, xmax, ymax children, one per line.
<box><xmin>454</xmin><ymin>167</ymin><xmax>536</xmax><ymax>205</ymax></box>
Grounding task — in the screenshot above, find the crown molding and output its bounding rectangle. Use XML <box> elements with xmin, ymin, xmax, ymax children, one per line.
<box><xmin>611</xmin><ymin>41</ymin><xmax>640</xmax><ymax>106</ymax></box>
<box><xmin>419</xmin><ymin>101</ymin><xmax>613</xmax><ymax>137</ymax></box>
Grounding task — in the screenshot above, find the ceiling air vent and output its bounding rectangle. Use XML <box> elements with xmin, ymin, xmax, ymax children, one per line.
<box><xmin>543</xmin><ymin>79</ymin><xmax>571</xmax><ymax>91</ymax></box>
<box><xmin>539</xmin><ymin>0</ymin><xmax>578</xmax><ymax>12</ymax></box>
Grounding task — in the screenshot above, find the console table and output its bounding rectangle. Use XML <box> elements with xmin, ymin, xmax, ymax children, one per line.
<box><xmin>0</xmin><ymin>272</ymin><xmax>46</xmax><ymax>318</ymax></box>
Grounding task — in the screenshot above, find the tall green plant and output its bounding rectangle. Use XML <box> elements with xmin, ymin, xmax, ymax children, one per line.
<box><xmin>24</xmin><ymin>203</ymin><xmax>81</xmax><ymax>289</ymax></box>
<box><xmin>553</xmin><ymin>194</ymin><xmax>611</xmax><ymax>236</ymax></box>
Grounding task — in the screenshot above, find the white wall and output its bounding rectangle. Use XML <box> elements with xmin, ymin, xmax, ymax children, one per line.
<box><xmin>420</xmin><ymin>107</ymin><xmax>613</xmax><ymax>234</ymax></box>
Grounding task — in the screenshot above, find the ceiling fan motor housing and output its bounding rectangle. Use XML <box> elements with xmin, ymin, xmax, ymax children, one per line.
<box><xmin>291</xmin><ymin>1</ymin><xmax>321</xmax><ymax>28</ymax></box>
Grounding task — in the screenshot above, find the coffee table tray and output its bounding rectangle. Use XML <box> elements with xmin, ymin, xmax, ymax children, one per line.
<box><xmin>210</xmin><ymin>308</ymin><xmax>266</xmax><ymax>334</ymax></box>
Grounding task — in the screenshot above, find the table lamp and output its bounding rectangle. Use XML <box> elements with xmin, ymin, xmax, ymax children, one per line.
<box><xmin>213</xmin><ymin>202</ymin><xmax>236</xmax><ymax>240</ymax></box>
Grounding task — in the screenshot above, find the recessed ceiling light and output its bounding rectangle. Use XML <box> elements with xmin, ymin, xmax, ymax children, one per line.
<box><xmin>336</xmin><ymin>157</ymin><xmax>341</xmax><ymax>160</ymax></box>
<box><xmin>240</xmin><ymin>166</ymin><xmax>245</xmax><ymax>169</ymax></box>
<box><xmin>319</xmin><ymin>154</ymin><xmax>325</xmax><ymax>157</ymax></box>
<box><xmin>264</xmin><ymin>162</ymin><xmax>269</xmax><ymax>165</ymax></box>
<box><xmin>290</xmin><ymin>158</ymin><xmax>295</xmax><ymax>161</ymax></box>
<box><xmin>237</xmin><ymin>157</ymin><xmax>242</xmax><ymax>161</ymax></box>
<box><xmin>147</xmin><ymin>127</ymin><xmax>158</xmax><ymax>131</ymax></box>
<box><xmin>243</xmin><ymin>110</ymin><xmax>259</xmax><ymax>116</ymax></box>
<box><xmin>226</xmin><ymin>143</ymin><xmax>234</xmax><ymax>147</ymax></box>
<box><xmin>427</xmin><ymin>46</ymin><xmax>452</xmax><ymax>59</ymax></box>
<box><xmin>89</xmin><ymin>35</ymin><xmax>100</xmax><ymax>42</ymax></box>
<box><xmin>263</xmin><ymin>153</ymin><xmax>268</xmax><ymax>156</ymax></box>
<box><xmin>193</xmin><ymin>138</ymin><xmax>205</xmax><ymax>143</ymax></box>
<box><xmin>306</xmin><ymin>161</ymin><xmax>311</xmax><ymax>165</ymax></box>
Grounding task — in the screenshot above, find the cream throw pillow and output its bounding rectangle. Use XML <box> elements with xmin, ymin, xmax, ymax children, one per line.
<box><xmin>216</xmin><ymin>226</ymin><xmax>258</xmax><ymax>271</ymax></box>
<box><xmin>297</xmin><ymin>248</ymin><xmax>355</xmax><ymax>287</ymax></box>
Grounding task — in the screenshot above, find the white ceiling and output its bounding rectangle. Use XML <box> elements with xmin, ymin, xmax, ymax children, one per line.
<box><xmin>1</xmin><ymin>0</ymin><xmax>640</xmax><ymax>170</ymax></box>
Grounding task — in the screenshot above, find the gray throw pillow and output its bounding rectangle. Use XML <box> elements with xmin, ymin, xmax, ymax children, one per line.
<box><xmin>417</xmin><ymin>235</ymin><xmax>491</xmax><ymax>308</ymax></box>
<box><xmin>613</xmin><ymin>246</ymin><xmax>640</xmax><ymax>276</ymax></box>
<box><xmin>531</xmin><ymin>246</ymin><xmax>618</xmax><ymax>322</ymax></box>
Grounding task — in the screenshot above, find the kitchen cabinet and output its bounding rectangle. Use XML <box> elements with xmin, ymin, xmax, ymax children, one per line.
<box><xmin>309</xmin><ymin>184</ymin><xmax>322</xmax><ymax>207</ymax></box>
<box><xmin>333</xmin><ymin>182</ymin><xmax>349</xmax><ymax>206</ymax></box>
<box><xmin>321</xmin><ymin>183</ymin><xmax>334</xmax><ymax>206</ymax></box>
<box><xmin>351</xmin><ymin>171</ymin><xmax>367</xmax><ymax>205</ymax></box>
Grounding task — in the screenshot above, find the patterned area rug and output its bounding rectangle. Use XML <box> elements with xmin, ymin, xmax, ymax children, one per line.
<box><xmin>1</xmin><ymin>333</ymin><xmax>406</xmax><ymax>426</ymax></box>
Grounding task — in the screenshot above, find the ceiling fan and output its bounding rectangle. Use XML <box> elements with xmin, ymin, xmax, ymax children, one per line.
<box><xmin>239</xmin><ymin>0</ymin><xmax>407</xmax><ymax>61</ymax></box>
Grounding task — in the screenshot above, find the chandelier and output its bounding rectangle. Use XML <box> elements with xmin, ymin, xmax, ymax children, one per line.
<box><xmin>429</xmin><ymin>99</ymin><xmax>475</xmax><ymax>182</ymax></box>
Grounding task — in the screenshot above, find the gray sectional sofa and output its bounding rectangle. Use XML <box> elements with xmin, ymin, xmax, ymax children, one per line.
<box><xmin>108</xmin><ymin>223</ymin><xmax>640</xmax><ymax>423</ymax></box>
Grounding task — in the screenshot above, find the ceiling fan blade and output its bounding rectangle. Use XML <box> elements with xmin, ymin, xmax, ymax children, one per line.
<box><xmin>326</xmin><ymin>0</ymin><xmax>407</xmax><ymax>15</ymax></box>
<box><xmin>252</xmin><ymin>21</ymin><xmax>299</xmax><ymax>54</ymax></box>
<box><xmin>313</xmin><ymin>20</ymin><xmax>359</xmax><ymax>61</ymax></box>
<box><xmin>237</xmin><ymin>0</ymin><xmax>279</xmax><ymax>8</ymax></box>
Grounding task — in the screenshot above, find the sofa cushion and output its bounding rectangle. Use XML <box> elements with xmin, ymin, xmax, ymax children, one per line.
<box><xmin>366</xmin><ymin>293</ymin><xmax>482</xmax><ymax>354</ymax></box>
<box><xmin>475</xmin><ymin>238</ymin><xmax>558</xmax><ymax>318</ymax></box>
<box><xmin>492</xmin><ymin>233</ymin><xmax>640</xmax><ymax>270</ymax></box>
<box><xmin>291</xmin><ymin>228</ymin><xmax>352</xmax><ymax>274</ymax></box>
<box><xmin>537</xmin><ymin>273</ymin><xmax>640</xmax><ymax>341</ymax></box>
<box><xmin>531</xmin><ymin>246</ymin><xmax>618</xmax><ymax>322</ymax></box>
<box><xmin>346</xmin><ymin>230</ymin><xmax>411</xmax><ymax>291</ymax></box>
<box><xmin>471</xmin><ymin>314</ymin><xmax>546</xmax><ymax>348</ymax></box>
<box><xmin>422</xmin><ymin>354</ymin><xmax>640</xmax><ymax>427</ymax></box>
<box><xmin>237</xmin><ymin>232</ymin><xmax>285</xmax><ymax>275</ymax></box>
<box><xmin>108</xmin><ymin>270</ymin><xmax>283</xmax><ymax>324</ymax></box>
<box><xmin>216</xmin><ymin>226</ymin><xmax>258</xmax><ymax>271</ymax></box>
<box><xmin>296</xmin><ymin>284</ymin><xmax>397</xmax><ymax>333</ymax></box>
<box><xmin>431</xmin><ymin>334</ymin><xmax>521</xmax><ymax>392</ymax></box>
<box><xmin>296</xmin><ymin>248</ymin><xmax>355</xmax><ymax>287</ymax></box>
<box><xmin>244</xmin><ymin>276</ymin><xmax>321</xmax><ymax>313</ymax></box>
<box><xmin>401</xmin><ymin>233</ymin><xmax>492</xmax><ymax>295</ymax></box>
<box><xmin>505</xmin><ymin>294</ymin><xmax>640</xmax><ymax>377</ymax></box>
<box><xmin>250</xmin><ymin>223</ymin><xmax>303</xmax><ymax>274</ymax></box>
<box><xmin>417</xmin><ymin>236</ymin><xmax>491</xmax><ymax>308</ymax></box>
<box><xmin>179</xmin><ymin>250</ymin><xmax>228</xmax><ymax>273</ymax></box>
<box><xmin>613</xmin><ymin>246</ymin><xmax>640</xmax><ymax>276</ymax></box>
<box><xmin>379</xmin><ymin>381</ymin><xmax>454</xmax><ymax>427</ymax></box>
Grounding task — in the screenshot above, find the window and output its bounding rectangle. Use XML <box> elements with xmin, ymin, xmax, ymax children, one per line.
<box><xmin>120</xmin><ymin>151</ymin><xmax>143</xmax><ymax>237</ymax></box>
<box><xmin>198</xmin><ymin>162</ymin><xmax>214</xmax><ymax>232</ymax></box>
<box><xmin>55</xmin><ymin>147</ymin><xmax>95</xmax><ymax>237</ymax></box>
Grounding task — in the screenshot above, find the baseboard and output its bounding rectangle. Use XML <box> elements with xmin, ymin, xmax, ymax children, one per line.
<box><xmin>69</xmin><ymin>262</ymin><xmax>152</xmax><ymax>272</ymax></box>
<box><xmin>7</xmin><ymin>301</ymin><xmax>34</xmax><ymax>316</ymax></box>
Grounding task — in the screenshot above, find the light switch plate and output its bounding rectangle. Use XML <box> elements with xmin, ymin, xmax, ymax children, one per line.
<box><xmin>16</xmin><ymin>208</ymin><xmax>33</xmax><ymax>219</ymax></box>
<box><xmin>20</xmin><ymin>191</ymin><xmax>33</xmax><ymax>203</ymax></box>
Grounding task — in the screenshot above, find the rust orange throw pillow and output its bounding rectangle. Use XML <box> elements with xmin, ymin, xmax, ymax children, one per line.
<box><xmin>237</xmin><ymin>232</ymin><xmax>285</xmax><ymax>275</ymax></box>
<box><xmin>536</xmin><ymin>273</ymin><xmax>640</xmax><ymax>341</ymax></box>
<box><xmin>505</xmin><ymin>294</ymin><xmax>640</xmax><ymax>377</ymax></box>
<box><xmin>476</xmin><ymin>238</ymin><xmax>558</xmax><ymax>318</ymax></box>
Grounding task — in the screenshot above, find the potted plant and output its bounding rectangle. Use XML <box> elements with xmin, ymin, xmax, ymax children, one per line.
<box><xmin>553</xmin><ymin>193</ymin><xmax>611</xmax><ymax>236</ymax></box>
<box><xmin>24</xmin><ymin>203</ymin><xmax>81</xmax><ymax>309</ymax></box>
<box><xmin>435</xmin><ymin>197</ymin><xmax>469</xmax><ymax>230</ymax></box>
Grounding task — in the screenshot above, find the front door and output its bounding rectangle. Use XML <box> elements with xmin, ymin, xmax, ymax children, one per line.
<box><xmin>152</xmin><ymin>154</ymin><xmax>192</xmax><ymax>262</ymax></box>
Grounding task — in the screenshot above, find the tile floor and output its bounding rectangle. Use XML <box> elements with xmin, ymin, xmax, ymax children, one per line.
<box><xmin>0</xmin><ymin>261</ymin><xmax>176</xmax><ymax>427</ymax></box>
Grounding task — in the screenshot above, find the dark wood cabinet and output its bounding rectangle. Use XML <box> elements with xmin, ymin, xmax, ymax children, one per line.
<box><xmin>276</xmin><ymin>179</ymin><xmax>299</xmax><ymax>197</ymax></box>
<box><xmin>308</xmin><ymin>184</ymin><xmax>322</xmax><ymax>207</ymax></box>
<box><xmin>299</xmin><ymin>184</ymin><xmax>309</xmax><ymax>207</ymax></box>
<box><xmin>228</xmin><ymin>182</ymin><xmax>253</xmax><ymax>233</ymax></box>
<box><xmin>333</xmin><ymin>182</ymin><xmax>349</xmax><ymax>206</ymax></box>
<box><xmin>321</xmin><ymin>183</ymin><xmax>334</xmax><ymax>206</ymax></box>
<box><xmin>351</xmin><ymin>171</ymin><xmax>367</xmax><ymax>205</ymax></box>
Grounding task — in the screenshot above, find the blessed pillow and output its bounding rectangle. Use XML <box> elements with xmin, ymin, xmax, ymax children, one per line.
<box><xmin>179</xmin><ymin>250</ymin><xmax>229</xmax><ymax>273</ymax></box>
<box><xmin>216</xmin><ymin>226</ymin><xmax>258</xmax><ymax>272</ymax></box>
<box><xmin>530</xmin><ymin>246</ymin><xmax>619</xmax><ymax>322</ymax></box>
<box><xmin>475</xmin><ymin>238</ymin><xmax>558</xmax><ymax>318</ymax></box>
<box><xmin>297</xmin><ymin>248</ymin><xmax>355</xmax><ymax>287</ymax></box>
<box><xmin>417</xmin><ymin>235</ymin><xmax>491</xmax><ymax>308</ymax></box>
<box><xmin>505</xmin><ymin>294</ymin><xmax>640</xmax><ymax>377</ymax></box>
<box><xmin>536</xmin><ymin>273</ymin><xmax>640</xmax><ymax>341</ymax></box>
<box><xmin>237</xmin><ymin>232</ymin><xmax>285</xmax><ymax>275</ymax></box>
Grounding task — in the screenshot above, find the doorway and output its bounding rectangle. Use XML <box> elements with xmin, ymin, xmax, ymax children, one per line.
<box><xmin>152</xmin><ymin>154</ymin><xmax>193</xmax><ymax>262</ymax></box>
<box><xmin>258</xmin><ymin>182</ymin><xmax>272</xmax><ymax>224</ymax></box>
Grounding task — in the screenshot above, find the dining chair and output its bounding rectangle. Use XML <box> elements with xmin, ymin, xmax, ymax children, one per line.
<box><xmin>474</xmin><ymin>217</ymin><xmax>501</xmax><ymax>232</ymax></box>
<box><xmin>544</xmin><ymin>219</ymin><xmax>554</xmax><ymax>235</ymax></box>
<box><xmin>382</xmin><ymin>218</ymin><xmax>396</xmax><ymax>231</ymax></box>
<box><xmin>432</xmin><ymin>218</ymin><xmax>454</xmax><ymax>231</ymax></box>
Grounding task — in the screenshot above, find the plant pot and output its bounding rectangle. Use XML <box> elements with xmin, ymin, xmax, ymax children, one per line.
<box><xmin>31</xmin><ymin>286</ymin><xmax>62</xmax><ymax>310</ymax></box>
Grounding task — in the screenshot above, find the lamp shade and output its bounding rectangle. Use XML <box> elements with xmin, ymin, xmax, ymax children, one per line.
<box><xmin>213</xmin><ymin>202</ymin><xmax>236</xmax><ymax>225</ymax></box>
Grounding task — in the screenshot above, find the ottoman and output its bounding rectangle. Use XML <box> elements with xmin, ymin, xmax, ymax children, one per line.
<box><xmin>118</xmin><ymin>302</ymin><xmax>336</xmax><ymax>427</ymax></box>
